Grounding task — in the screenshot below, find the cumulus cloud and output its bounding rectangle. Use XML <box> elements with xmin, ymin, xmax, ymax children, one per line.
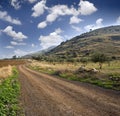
<box><xmin>46</xmin><ymin>13</ymin><xmax>58</xmax><ymax>23</ymax></box>
<box><xmin>38</xmin><ymin>21</ymin><xmax>47</xmax><ymax>28</ymax></box>
<box><xmin>11</xmin><ymin>0</ymin><xmax>37</xmax><ymax>9</ymax></box>
<box><xmin>35</xmin><ymin>0</ymin><xmax>97</xmax><ymax>29</ymax></box>
<box><xmin>84</xmin><ymin>18</ymin><xmax>103</xmax><ymax>31</ymax></box>
<box><xmin>0</xmin><ymin>10</ymin><xmax>21</xmax><ymax>25</ymax></box>
<box><xmin>5</xmin><ymin>46</ymin><xmax>14</xmax><ymax>49</ymax></box>
<box><xmin>116</xmin><ymin>16</ymin><xmax>120</xmax><ymax>24</ymax></box>
<box><xmin>46</xmin><ymin>5</ymin><xmax>79</xmax><ymax>22</ymax></box>
<box><xmin>11</xmin><ymin>0</ymin><xmax>21</xmax><ymax>10</ymax></box>
<box><xmin>32</xmin><ymin>0</ymin><xmax>47</xmax><ymax>17</ymax></box>
<box><xmin>11</xmin><ymin>41</ymin><xmax>26</xmax><ymax>45</ymax></box>
<box><xmin>71</xmin><ymin>25</ymin><xmax>81</xmax><ymax>32</ymax></box>
<box><xmin>3</xmin><ymin>26</ymin><xmax>27</xmax><ymax>41</ymax></box>
<box><xmin>79</xmin><ymin>0</ymin><xmax>97</xmax><ymax>15</ymax></box>
<box><xmin>37</xmin><ymin>5</ymin><xmax>79</xmax><ymax>28</ymax></box>
<box><xmin>39</xmin><ymin>28</ymin><xmax>63</xmax><ymax>49</ymax></box>
<box><xmin>28</xmin><ymin>0</ymin><xmax>37</xmax><ymax>3</ymax></box>
<box><xmin>69</xmin><ymin>16</ymin><xmax>82</xmax><ymax>24</ymax></box>
<box><xmin>96</xmin><ymin>18</ymin><xmax>103</xmax><ymax>26</ymax></box>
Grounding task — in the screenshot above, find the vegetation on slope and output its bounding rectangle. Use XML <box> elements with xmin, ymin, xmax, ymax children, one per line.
<box><xmin>45</xmin><ymin>25</ymin><xmax>120</xmax><ymax>62</ymax></box>
<box><xmin>23</xmin><ymin>25</ymin><xmax>120</xmax><ymax>62</ymax></box>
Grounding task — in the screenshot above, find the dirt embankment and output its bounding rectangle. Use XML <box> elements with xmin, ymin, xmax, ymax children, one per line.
<box><xmin>18</xmin><ymin>65</ymin><xmax>120</xmax><ymax>116</ymax></box>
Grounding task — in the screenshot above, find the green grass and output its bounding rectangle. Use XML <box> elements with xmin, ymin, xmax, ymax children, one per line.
<box><xmin>29</xmin><ymin>64</ymin><xmax>120</xmax><ymax>91</ymax></box>
<box><xmin>58</xmin><ymin>72</ymin><xmax>120</xmax><ymax>90</ymax></box>
<box><xmin>0</xmin><ymin>67</ymin><xmax>21</xmax><ymax>116</ymax></box>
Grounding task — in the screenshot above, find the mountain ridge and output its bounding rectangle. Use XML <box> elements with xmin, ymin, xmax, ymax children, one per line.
<box><xmin>24</xmin><ymin>25</ymin><xmax>120</xmax><ymax>60</ymax></box>
<box><xmin>46</xmin><ymin>25</ymin><xmax>120</xmax><ymax>60</ymax></box>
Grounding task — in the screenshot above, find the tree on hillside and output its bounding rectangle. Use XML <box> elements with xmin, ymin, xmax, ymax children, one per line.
<box><xmin>91</xmin><ymin>53</ymin><xmax>108</xmax><ymax>69</ymax></box>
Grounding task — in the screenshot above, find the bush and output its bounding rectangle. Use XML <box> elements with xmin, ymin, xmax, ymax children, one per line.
<box><xmin>91</xmin><ymin>53</ymin><xmax>108</xmax><ymax>69</ymax></box>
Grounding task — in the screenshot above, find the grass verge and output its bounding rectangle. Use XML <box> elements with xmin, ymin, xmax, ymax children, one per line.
<box><xmin>29</xmin><ymin>65</ymin><xmax>120</xmax><ymax>91</ymax></box>
<box><xmin>0</xmin><ymin>67</ymin><xmax>21</xmax><ymax>116</ymax></box>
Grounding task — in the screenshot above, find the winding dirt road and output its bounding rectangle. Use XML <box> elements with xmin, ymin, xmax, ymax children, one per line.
<box><xmin>18</xmin><ymin>65</ymin><xmax>120</xmax><ymax>116</ymax></box>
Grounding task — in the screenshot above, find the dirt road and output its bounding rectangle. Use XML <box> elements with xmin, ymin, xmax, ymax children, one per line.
<box><xmin>18</xmin><ymin>65</ymin><xmax>120</xmax><ymax>116</ymax></box>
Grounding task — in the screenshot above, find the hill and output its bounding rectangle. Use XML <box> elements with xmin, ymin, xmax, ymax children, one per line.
<box><xmin>46</xmin><ymin>25</ymin><xmax>120</xmax><ymax>61</ymax></box>
<box><xmin>23</xmin><ymin>46</ymin><xmax>55</xmax><ymax>59</ymax></box>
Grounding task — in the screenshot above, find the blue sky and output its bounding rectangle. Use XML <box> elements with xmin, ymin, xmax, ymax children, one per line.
<box><xmin>0</xmin><ymin>0</ymin><xmax>120</xmax><ymax>58</ymax></box>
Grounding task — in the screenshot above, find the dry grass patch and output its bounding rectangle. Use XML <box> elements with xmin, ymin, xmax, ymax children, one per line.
<box><xmin>0</xmin><ymin>60</ymin><xmax>26</xmax><ymax>68</ymax></box>
<box><xmin>29</xmin><ymin>60</ymin><xmax>120</xmax><ymax>74</ymax></box>
<box><xmin>29</xmin><ymin>60</ymin><xmax>120</xmax><ymax>90</ymax></box>
<box><xmin>0</xmin><ymin>65</ymin><xmax>12</xmax><ymax>80</ymax></box>
<box><xmin>30</xmin><ymin>60</ymin><xmax>81</xmax><ymax>72</ymax></box>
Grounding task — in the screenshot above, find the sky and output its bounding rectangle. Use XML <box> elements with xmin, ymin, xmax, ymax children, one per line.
<box><xmin>0</xmin><ymin>0</ymin><xmax>120</xmax><ymax>59</ymax></box>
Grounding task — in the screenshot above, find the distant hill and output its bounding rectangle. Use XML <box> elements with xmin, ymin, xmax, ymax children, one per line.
<box><xmin>46</xmin><ymin>25</ymin><xmax>120</xmax><ymax>60</ymax></box>
<box><xmin>23</xmin><ymin>46</ymin><xmax>55</xmax><ymax>58</ymax></box>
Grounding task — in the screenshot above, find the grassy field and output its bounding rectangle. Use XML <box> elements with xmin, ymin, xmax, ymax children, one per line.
<box><xmin>29</xmin><ymin>60</ymin><xmax>120</xmax><ymax>90</ymax></box>
<box><xmin>29</xmin><ymin>60</ymin><xmax>120</xmax><ymax>73</ymax></box>
<box><xmin>0</xmin><ymin>67</ymin><xmax>21</xmax><ymax>116</ymax></box>
<box><xmin>0</xmin><ymin>59</ymin><xmax>26</xmax><ymax>68</ymax></box>
<box><xmin>0</xmin><ymin>60</ymin><xmax>26</xmax><ymax>82</ymax></box>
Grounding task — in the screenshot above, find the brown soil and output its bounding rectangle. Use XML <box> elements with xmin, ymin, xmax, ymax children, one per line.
<box><xmin>0</xmin><ymin>60</ymin><xmax>26</xmax><ymax>68</ymax></box>
<box><xmin>18</xmin><ymin>65</ymin><xmax>120</xmax><ymax>116</ymax></box>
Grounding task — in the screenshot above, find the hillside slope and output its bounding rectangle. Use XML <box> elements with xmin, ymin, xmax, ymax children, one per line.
<box><xmin>23</xmin><ymin>46</ymin><xmax>55</xmax><ymax>58</ymax></box>
<box><xmin>47</xmin><ymin>25</ymin><xmax>120</xmax><ymax>60</ymax></box>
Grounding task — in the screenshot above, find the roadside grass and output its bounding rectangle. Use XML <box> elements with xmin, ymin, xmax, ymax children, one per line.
<box><xmin>0</xmin><ymin>65</ymin><xmax>12</xmax><ymax>80</ymax></box>
<box><xmin>0</xmin><ymin>67</ymin><xmax>21</xmax><ymax>116</ymax></box>
<box><xmin>28</xmin><ymin>60</ymin><xmax>120</xmax><ymax>91</ymax></box>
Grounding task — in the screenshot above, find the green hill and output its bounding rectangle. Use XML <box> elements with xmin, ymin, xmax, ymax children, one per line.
<box><xmin>46</xmin><ymin>25</ymin><xmax>120</xmax><ymax>61</ymax></box>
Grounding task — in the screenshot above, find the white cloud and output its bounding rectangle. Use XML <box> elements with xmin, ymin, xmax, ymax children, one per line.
<box><xmin>11</xmin><ymin>41</ymin><xmax>26</xmax><ymax>45</ymax></box>
<box><xmin>96</xmin><ymin>18</ymin><xmax>103</xmax><ymax>26</ymax></box>
<box><xmin>46</xmin><ymin>13</ymin><xmax>58</xmax><ymax>23</ymax></box>
<box><xmin>32</xmin><ymin>0</ymin><xmax>47</xmax><ymax>17</ymax></box>
<box><xmin>38</xmin><ymin>5</ymin><xmax>79</xmax><ymax>28</ymax></box>
<box><xmin>28</xmin><ymin>0</ymin><xmax>37</xmax><ymax>3</ymax></box>
<box><xmin>84</xmin><ymin>18</ymin><xmax>103</xmax><ymax>31</ymax></box>
<box><xmin>79</xmin><ymin>0</ymin><xmax>97</xmax><ymax>15</ymax></box>
<box><xmin>71</xmin><ymin>25</ymin><xmax>81</xmax><ymax>32</ymax></box>
<box><xmin>46</xmin><ymin>5</ymin><xmax>79</xmax><ymax>23</ymax></box>
<box><xmin>5</xmin><ymin>46</ymin><xmax>14</xmax><ymax>49</ymax></box>
<box><xmin>3</xmin><ymin>26</ymin><xmax>27</xmax><ymax>41</ymax></box>
<box><xmin>39</xmin><ymin>28</ymin><xmax>63</xmax><ymax>49</ymax></box>
<box><xmin>69</xmin><ymin>16</ymin><xmax>82</xmax><ymax>24</ymax></box>
<box><xmin>11</xmin><ymin>0</ymin><xmax>37</xmax><ymax>9</ymax></box>
<box><xmin>38</xmin><ymin>21</ymin><xmax>47</xmax><ymax>28</ymax></box>
<box><xmin>11</xmin><ymin>0</ymin><xmax>21</xmax><ymax>10</ymax></box>
<box><xmin>36</xmin><ymin>0</ymin><xmax>97</xmax><ymax>29</ymax></box>
<box><xmin>0</xmin><ymin>11</ymin><xmax>21</xmax><ymax>25</ymax></box>
<box><xmin>116</xmin><ymin>16</ymin><xmax>120</xmax><ymax>24</ymax></box>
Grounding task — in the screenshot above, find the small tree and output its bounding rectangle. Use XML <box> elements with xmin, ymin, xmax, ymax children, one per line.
<box><xmin>12</xmin><ymin>55</ymin><xmax>17</xmax><ymax>59</ymax></box>
<box><xmin>91</xmin><ymin>53</ymin><xmax>108</xmax><ymax>69</ymax></box>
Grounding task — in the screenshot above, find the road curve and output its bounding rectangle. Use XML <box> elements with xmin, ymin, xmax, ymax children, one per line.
<box><xmin>18</xmin><ymin>65</ymin><xmax>120</xmax><ymax>116</ymax></box>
